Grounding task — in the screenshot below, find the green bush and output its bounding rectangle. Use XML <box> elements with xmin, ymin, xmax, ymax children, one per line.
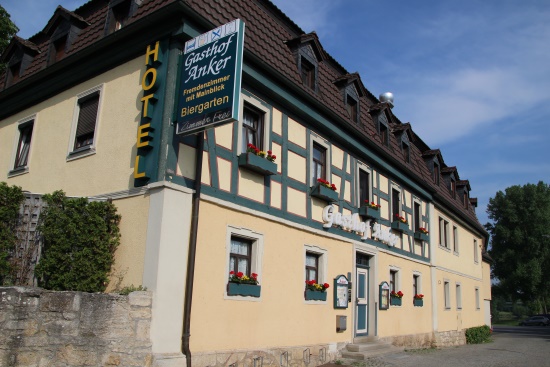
<box><xmin>34</xmin><ymin>191</ymin><xmax>121</xmax><ymax>292</ymax></box>
<box><xmin>0</xmin><ymin>182</ymin><xmax>24</xmax><ymax>285</ymax></box>
<box><xmin>465</xmin><ymin>325</ymin><xmax>492</xmax><ymax>344</ymax></box>
<box><xmin>118</xmin><ymin>284</ymin><xmax>147</xmax><ymax>295</ymax></box>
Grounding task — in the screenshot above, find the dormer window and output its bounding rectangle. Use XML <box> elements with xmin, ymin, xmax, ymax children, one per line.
<box><xmin>107</xmin><ymin>0</ymin><xmax>137</xmax><ymax>34</ymax></box>
<box><xmin>463</xmin><ymin>190</ymin><xmax>469</xmax><ymax>208</ymax></box>
<box><xmin>401</xmin><ymin>133</ymin><xmax>410</xmax><ymax>163</ymax></box>
<box><xmin>300</xmin><ymin>57</ymin><xmax>315</xmax><ymax>90</ymax></box>
<box><xmin>450</xmin><ymin>178</ymin><xmax>456</xmax><ymax>197</ymax></box>
<box><xmin>9</xmin><ymin>62</ymin><xmax>21</xmax><ymax>84</ymax></box>
<box><xmin>286</xmin><ymin>33</ymin><xmax>326</xmax><ymax>94</ymax></box>
<box><xmin>378</xmin><ymin>112</ymin><xmax>389</xmax><ymax>146</ymax></box>
<box><xmin>433</xmin><ymin>160</ymin><xmax>440</xmax><ymax>185</ymax></box>
<box><xmin>346</xmin><ymin>95</ymin><xmax>358</xmax><ymax>123</ymax></box>
<box><xmin>50</xmin><ymin>35</ymin><xmax>67</xmax><ymax>64</ymax></box>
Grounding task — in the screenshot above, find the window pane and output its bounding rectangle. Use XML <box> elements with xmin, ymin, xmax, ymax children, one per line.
<box><xmin>15</xmin><ymin>123</ymin><xmax>34</xmax><ymax>168</ymax></box>
<box><xmin>230</xmin><ymin>240</ymin><xmax>249</xmax><ymax>255</ymax></box>
<box><xmin>237</xmin><ymin>258</ymin><xmax>248</xmax><ymax>274</ymax></box>
<box><xmin>306</xmin><ymin>254</ymin><xmax>317</xmax><ymax>267</ymax></box>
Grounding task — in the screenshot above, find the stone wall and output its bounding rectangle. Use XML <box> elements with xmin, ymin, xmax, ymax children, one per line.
<box><xmin>433</xmin><ymin>330</ymin><xmax>466</xmax><ymax>347</ymax></box>
<box><xmin>0</xmin><ymin>287</ymin><xmax>152</xmax><ymax>367</ymax></box>
<box><xmin>191</xmin><ymin>343</ymin><xmax>345</xmax><ymax>367</ymax></box>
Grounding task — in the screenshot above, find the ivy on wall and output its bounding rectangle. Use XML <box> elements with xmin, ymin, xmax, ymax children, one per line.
<box><xmin>34</xmin><ymin>191</ymin><xmax>121</xmax><ymax>293</ymax></box>
<box><xmin>0</xmin><ymin>182</ymin><xmax>25</xmax><ymax>285</ymax></box>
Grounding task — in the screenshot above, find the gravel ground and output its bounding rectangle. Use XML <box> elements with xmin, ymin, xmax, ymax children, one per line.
<box><xmin>332</xmin><ymin>326</ymin><xmax>550</xmax><ymax>367</ymax></box>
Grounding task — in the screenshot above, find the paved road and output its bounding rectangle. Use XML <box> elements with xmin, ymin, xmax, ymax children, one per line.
<box><xmin>340</xmin><ymin>326</ymin><xmax>550</xmax><ymax>367</ymax></box>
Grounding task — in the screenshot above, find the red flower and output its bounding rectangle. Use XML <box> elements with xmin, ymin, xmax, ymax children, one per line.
<box><xmin>267</xmin><ymin>150</ymin><xmax>272</xmax><ymax>155</ymax></box>
<box><xmin>247</xmin><ymin>143</ymin><xmax>253</xmax><ymax>148</ymax></box>
<box><xmin>323</xmin><ymin>283</ymin><xmax>330</xmax><ymax>289</ymax></box>
<box><xmin>251</xmin><ymin>273</ymin><xmax>258</xmax><ymax>279</ymax></box>
<box><xmin>229</xmin><ymin>271</ymin><xmax>234</xmax><ymax>275</ymax></box>
<box><xmin>331</xmin><ymin>184</ymin><xmax>337</xmax><ymax>191</ymax></box>
<box><xmin>237</xmin><ymin>271</ymin><xmax>244</xmax><ymax>278</ymax></box>
<box><xmin>272</xmin><ymin>155</ymin><xmax>276</xmax><ymax>159</ymax></box>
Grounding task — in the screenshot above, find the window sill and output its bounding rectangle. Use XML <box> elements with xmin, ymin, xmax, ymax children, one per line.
<box><xmin>67</xmin><ymin>146</ymin><xmax>96</xmax><ymax>161</ymax></box>
<box><xmin>453</xmin><ymin>251</ymin><xmax>460</xmax><ymax>257</ymax></box>
<box><xmin>8</xmin><ymin>166</ymin><xmax>29</xmax><ymax>177</ymax></box>
<box><xmin>439</xmin><ymin>245</ymin><xmax>451</xmax><ymax>253</ymax></box>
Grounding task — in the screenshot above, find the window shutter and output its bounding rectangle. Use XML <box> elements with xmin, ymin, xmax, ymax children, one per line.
<box><xmin>76</xmin><ymin>94</ymin><xmax>99</xmax><ymax>138</ymax></box>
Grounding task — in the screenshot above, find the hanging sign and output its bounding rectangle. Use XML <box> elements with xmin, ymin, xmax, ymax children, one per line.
<box><xmin>176</xmin><ymin>19</ymin><xmax>245</xmax><ymax>135</ymax></box>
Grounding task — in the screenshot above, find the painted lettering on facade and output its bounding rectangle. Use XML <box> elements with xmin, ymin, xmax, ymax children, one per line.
<box><xmin>322</xmin><ymin>205</ymin><xmax>398</xmax><ymax>247</ymax></box>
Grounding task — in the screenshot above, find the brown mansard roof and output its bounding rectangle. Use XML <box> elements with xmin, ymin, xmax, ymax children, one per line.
<box><xmin>0</xmin><ymin>0</ymin><xmax>486</xmax><ymax>236</ymax></box>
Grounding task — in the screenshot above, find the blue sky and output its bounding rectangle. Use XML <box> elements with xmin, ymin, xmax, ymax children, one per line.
<box><xmin>3</xmin><ymin>0</ymin><xmax>550</xmax><ymax>228</ymax></box>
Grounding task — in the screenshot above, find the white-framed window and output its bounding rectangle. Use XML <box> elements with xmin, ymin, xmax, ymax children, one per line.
<box><xmin>444</xmin><ymin>280</ymin><xmax>450</xmax><ymax>309</ymax></box>
<box><xmin>456</xmin><ymin>283</ymin><xmax>462</xmax><ymax>309</ymax></box>
<box><xmin>238</xmin><ymin>93</ymin><xmax>271</xmax><ymax>155</ymax></box>
<box><xmin>309</xmin><ymin>134</ymin><xmax>330</xmax><ymax>186</ymax></box>
<box><xmin>475</xmin><ymin>287</ymin><xmax>480</xmax><ymax>310</ymax></box>
<box><xmin>391</xmin><ymin>185</ymin><xmax>402</xmax><ymax>222</ymax></box>
<box><xmin>304</xmin><ymin>245</ymin><xmax>327</xmax><ymax>286</ymax></box>
<box><xmin>225</xmin><ymin>226</ymin><xmax>264</xmax><ymax>299</ymax></box>
<box><xmin>68</xmin><ymin>84</ymin><xmax>103</xmax><ymax>159</ymax></box>
<box><xmin>413</xmin><ymin>199</ymin><xmax>422</xmax><ymax>232</ymax></box>
<box><xmin>389</xmin><ymin>267</ymin><xmax>400</xmax><ymax>293</ymax></box>
<box><xmin>474</xmin><ymin>239</ymin><xmax>479</xmax><ymax>263</ymax></box>
<box><xmin>413</xmin><ymin>272</ymin><xmax>422</xmax><ymax>297</ymax></box>
<box><xmin>453</xmin><ymin>226</ymin><xmax>459</xmax><ymax>254</ymax></box>
<box><xmin>357</xmin><ymin>162</ymin><xmax>372</xmax><ymax>207</ymax></box>
<box><xmin>439</xmin><ymin>216</ymin><xmax>450</xmax><ymax>249</ymax></box>
<box><xmin>9</xmin><ymin>114</ymin><xmax>36</xmax><ymax>176</ymax></box>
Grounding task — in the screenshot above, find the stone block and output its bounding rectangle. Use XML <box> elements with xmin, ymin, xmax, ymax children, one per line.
<box><xmin>40</xmin><ymin>291</ymin><xmax>79</xmax><ymax>313</ymax></box>
<box><xmin>128</xmin><ymin>291</ymin><xmax>152</xmax><ymax>307</ymax></box>
<box><xmin>130</xmin><ymin>307</ymin><xmax>151</xmax><ymax>319</ymax></box>
<box><xmin>15</xmin><ymin>350</ymin><xmax>40</xmax><ymax>366</ymax></box>
<box><xmin>58</xmin><ymin>344</ymin><xmax>99</xmax><ymax>366</ymax></box>
<box><xmin>135</xmin><ymin>319</ymin><xmax>151</xmax><ymax>340</ymax></box>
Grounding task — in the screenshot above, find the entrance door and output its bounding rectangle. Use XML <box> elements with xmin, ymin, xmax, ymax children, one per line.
<box><xmin>355</xmin><ymin>252</ymin><xmax>370</xmax><ymax>336</ymax></box>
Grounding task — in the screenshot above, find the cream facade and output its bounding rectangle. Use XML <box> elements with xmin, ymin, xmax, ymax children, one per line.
<box><xmin>0</xmin><ymin>0</ymin><xmax>491</xmax><ymax>366</ymax></box>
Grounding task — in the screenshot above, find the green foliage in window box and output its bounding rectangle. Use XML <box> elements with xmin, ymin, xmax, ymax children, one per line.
<box><xmin>34</xmin><ymin>191</ymin><xmax>121</xmax><ymax>293</ymax></box>
<box><xmin>465</xmin><ymin>325</ymin><xmax>492</xmax><ymax>344</ymax></box>
<box><xmin>0</xmin><ymin>182</ymin><xmax>25</xmax><ymax>285</ymax></box>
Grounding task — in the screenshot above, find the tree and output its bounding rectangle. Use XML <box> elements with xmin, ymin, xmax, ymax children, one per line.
<box><xmin>34</xmin><ymin>191</ymin><xmax>121</xmax><ymax>292</ymax></box>
<box><xmin>0</xmin><ymin>182</ymin><xmax>25</xmax><ymax>285</ymax></box>
<box><xmin>0</xmin><ymin>5</ymin><xmax>19</xmax><ymax>72</ymax></box>
<box><xmin>486</xmin><ymin>181</ymin><xmax>550</xmax><ymax>313</ymax></box>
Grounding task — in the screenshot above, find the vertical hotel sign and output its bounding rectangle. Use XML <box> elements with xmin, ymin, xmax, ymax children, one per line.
<box><xmin>176</xmin><ymin>19</ymin><xmax>245</xmax><ymax>135</ymax></box>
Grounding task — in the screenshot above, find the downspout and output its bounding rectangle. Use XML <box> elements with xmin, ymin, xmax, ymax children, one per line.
<box><xmin>182</xmin><ymin>134</ymin><xmax>204</xmax><ymax>367</ymax></box>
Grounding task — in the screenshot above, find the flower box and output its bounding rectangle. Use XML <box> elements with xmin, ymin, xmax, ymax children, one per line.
<box><xmin>305</xmin><ymin>290</ymin><xmax>327</xmax><ymax>301</ymax></box>
<box><xmin>238</xmin><ymin>152</ymin><xmax>277</xmax><ymax>176</ymax></box>
<box><xmin>391</xmin><ymin>221</ymin><xmax>409</xmax><ymax>233</ymax></box>
<box><xmin>310</xmin><ymin>183</ymin><xmax>339</xmax><ymax>202</ymax></box>
<box><xmin>358</xmin><ymin>206</ymin><xmax>380</xmax><ymax>220</ymax></box>
<box><xmin>414</xmin><ymin>232</ymin><xmax>429</xmax><ymax>242</ymax></box>
<box><xmin>227</xmin><ymin>283</ymin><xmax>261</xmax><ymax>297</ymax></box>
<box><xmin>413</xmin><ymin>298</ymin><xmax>424</xmax><ymax>307</ymax></box>
<box><xmin>390</xmin><ymin>296</ymin><xmax>402</xmax><ymax>306</ymax></box>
